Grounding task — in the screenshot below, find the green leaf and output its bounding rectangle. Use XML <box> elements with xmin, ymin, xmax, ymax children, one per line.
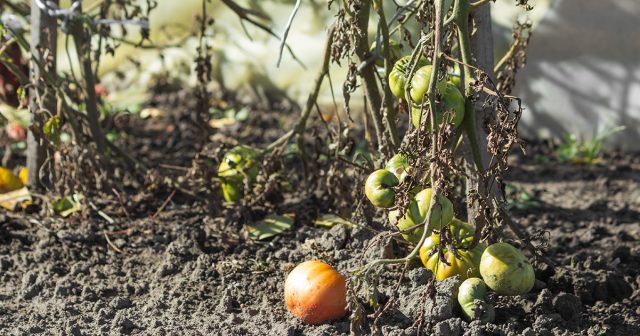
<box><xmin>52</xmin><ymin>194</ymin><xmax>84</xmax><ymax>217</ymax></box>
<box><xmin>43</xmin><ymin>116</ymin><xmax>62</xmax><ymax>147</ymax></box>
<box><xmin>16</xmin><ymin>86</ymin><xmax>26</xmax><ymax>103</ymax></box>
<box><xmin>519</xmin><ymin>191</ymin><xmax>533</xmax><ymax>202</ymax></box>
<box><xmin>247</xmin><ymin>214</ymin><xmax>294</xmax><ymax>240</ymax></box>
<box><xmin>313</xmin><ymin>214</ymin><xmax>355</xmax><ymax>228</ymax></box>
<box><xmin>106</xmin><ymin>131</ymin><xmax>119</xmax><ymax>142</ymax></box>
<box><xmin>234</xmin><ymin>107</ymin><xmax>250</xmax><ymax>121</ymax></box>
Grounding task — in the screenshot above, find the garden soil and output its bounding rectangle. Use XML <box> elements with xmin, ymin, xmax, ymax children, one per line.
<box><xmin>0</xmin><ymin>94</ymin><xmax>638</xmax><ymax>335</ymax></box>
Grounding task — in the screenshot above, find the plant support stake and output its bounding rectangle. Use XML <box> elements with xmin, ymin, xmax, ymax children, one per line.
<box><xmin>28</xmin><ymin>0</ymin><xmax>59</xmax><ymax>187</ymax></box>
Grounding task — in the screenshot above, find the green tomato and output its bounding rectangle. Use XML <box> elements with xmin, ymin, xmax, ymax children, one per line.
<box><xmin>388</xmin><ymin>56</ymin><xmax>430</xmax><ymax>99</ymax></box>
<box><xmin>448</xmin><ymin>63</ymin><xmax>462</xmax><ymax>88</ymax></box>
<box><xmin>217</xmin><ymin>145</ymin><xmax>259</xmax><ymax>202</ymax></box>
<box><xmin>410</xmin><ymin>81</ymin><xmax>465</xmax><ymax>130</ymax></box>
<box><xmin>447</xmin><ymin>63</ymin><xmax>474</xmax><ymax>89</ymax></box>
<box><xmin>479</xmin><ymin>242</ymin><xmax>535</xmax><ymax>296</ymax></box>
<box><xmin>384</xmin><ymin>153</ymin><xmax>410</xmax><ymax>183</ymax></box>
<box><xmin>364</xmin><ymin>169</ymin><xmax>399</xmax><ymax>208</ymax></box>
<box><xmin>419</xmin><ymin>218</ymin><xmax>486</xmax><ymax>281</ymax></box>
<box><xmin>370</xmin><ymin>40</ymin><xmax>402</xmax><ymax>67</ymax></box>
<box><xmin>388</xmin><ymin>188</ymin><xmax>454</xmax><ymax>243</ymax></box>
<box><xmin>449</xmin><ymin>75</ymin><xmax>462</xmax><ymax>88</ymax></box>
<box><xmin>409</xmin><ymin>65</ymin><xmax>434</xmax><ymax>104</ymax></box>
<box><xmin>457</xmin><ymin>277</ymin><xmax>495</xmax><ymax>323</ymax></box>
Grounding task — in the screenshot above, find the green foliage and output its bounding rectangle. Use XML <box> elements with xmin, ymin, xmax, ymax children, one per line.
<box><xmin>43</xmin><ymin>116</ymin><xmax>62</xmax><ymax>147</ymax></box>
<box><xmin>556</xmin><ymin>126</ymin><xmax>625</xmax><ymax>165</ymax></box>
<box><xmin>505</xmin><ymin>184</ymin><xmax>539</xmax><ymax>210</ymax></box>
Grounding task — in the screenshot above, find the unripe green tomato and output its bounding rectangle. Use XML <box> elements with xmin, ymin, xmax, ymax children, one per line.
<box><xmin>370</xmin><ymin>40</ymin><xmax>402</xmax><ymax>67</ymax></box>
<box><xmin>388</xmin><ymin>56</ymin><xmax>430</xmax><ymax>99</ymax></box>
<box><xmin>409</xmin><ymin>65</ymin><xmax>434</xmax><ymax>104</ymax></box>
<box><xmin>448</xmin><ymin>63</ymin><xmax>461</xmax><ymax>87</ymax></box>
<box><xmin>384</xmin><ymin>153</ymin><xmax>410</xmax><ymax>182</ymax></box>
<box><xmin>479</xmin><ymin>242</ymin><xmax>535</xmax><ymax>296</ymax></box>
<box><xmin>457</xmin><ymin>277</ymin><xmax>495</xmax><ymax>323</ymax></box>
<box><xmin>419</xmin><ymin>218</ymin><xmax>486</xmax><ymax>281</ymax></box>
<box><xmin>410</xmin><ymin>81</ymin><xmax>465</xmax><ymax>130</ymax></box>
<box><xmin>449</xmin><ymin>74</ymin><xmax>462</xmax><ymax>88</ymax></box>
<box><xmin>447</xmin><ymin>63</ymin><xmax>474</xmax><ymax>88</ymax></box>
<box><xmin>388</xmin><ymin>188</ymin><xmax>454</xmax><ymax>243</ymax></box>
<box><xmin>217</xmin><ymin>145</ymin><xmax>259</xmax><ymax>202</ymax></box>
<box><xmin>364</xmin><ymin>169</ymin><xmax>399</xmax><ymax>208</ymax></box>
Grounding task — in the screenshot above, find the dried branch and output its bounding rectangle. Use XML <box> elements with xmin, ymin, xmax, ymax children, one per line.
<box><xmin>221</xmin><ymin>0</ymin><xmax>305</xmax><ymax>69</ymax></box>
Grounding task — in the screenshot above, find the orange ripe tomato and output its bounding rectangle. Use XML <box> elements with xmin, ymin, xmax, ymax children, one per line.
<box><xmin>284</xmin><ymin>260</ymin><xmax>347</xmax><ymax>325</ymax></box>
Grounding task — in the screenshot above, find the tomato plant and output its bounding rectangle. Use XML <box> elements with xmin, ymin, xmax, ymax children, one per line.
<box><xmin>284</xmin><ymin>260</ymin><xmax>347</xmax><ymax>325</ymax></box>
<box><xmin>419</xmin><ymin>218</ymin><xmax>485</xmax><ymax>281</ymax></box>
<box><xmin>479</xmin><ymin>242</ymin><xmax>535</xmax><ymax>296</ymax></box>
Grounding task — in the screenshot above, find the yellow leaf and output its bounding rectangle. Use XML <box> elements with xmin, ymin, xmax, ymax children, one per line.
<box><xmin>208</xmin><ymin>117</ymin><xmax>237</xmax><ymax>129</ymax></box>
<box><xmin>313</xmin><ymin>214</ymin><xmax>355</xmax><ymax>228</ymax></box>
<box><xmin>0</xmin><ymin>187</ymin><xmax>32</xmax><ymax>211</ymax></box>
<box><xmin>140</xmin><ymin>107</ymin><xmax>166</xmax><ymax>119</ymax></box>
<box><xmin>246</xmin><ymin>213</ymin><xmax>294</xmax><ymax>240</ymax></box>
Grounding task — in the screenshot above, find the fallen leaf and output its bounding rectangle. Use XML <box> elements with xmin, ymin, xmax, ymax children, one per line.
<box><xmin>313</xmin><ymin>214</ymin><xmax>355</xmax><ymax>228</ymax></box>
<box><xmin>247</xmin><ymin>213</ymin><xmax>294</xmax><ymax>240</ymax></box>
<box><xmin>208</xmin><ymin>117</ymin><xmax>237</xmax><ymax>129</ymax></box>
<box><xmin>52</xmin><ymin>194</ymin><xmax>84</xmax><ymax>217</ymax></box>
<box><xmin>0</xmin><ymin>186</ymin><xmax>31</xmax><ymax>211</ymax></box>
<box><xmin>140</xmin><ymin>107</ymin><xmax>166</xmax><ymax>119</ymax></box>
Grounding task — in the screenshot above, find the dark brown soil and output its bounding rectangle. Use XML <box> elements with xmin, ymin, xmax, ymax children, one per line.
<box><xmin>0</xmin><ymin>94</ymin><xmax>638</xmax><ymax>335</ymax></box>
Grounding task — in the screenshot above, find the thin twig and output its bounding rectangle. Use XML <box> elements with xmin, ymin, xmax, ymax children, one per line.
<box><xmin>496</xmin><ymin>203</ymin><xmax>557</xmax><ymax>267</ymax></box>
<box><xmin>152</xmin><ymin>190</ymin><xmax>176</xmax><ymax>220</ymax></box>
<box><xmin>221</xmin><ymin>0</ymin><xmax>305</xmax><ymax>69</ymax></box>
<box><xmin>276</xmin><ymin>0</ymin><xmax>301</xmax><ymax>67</ymax></box>
<box><xmin>264</xmin><ymin>24</ymin><xmax>337</xmax><ymax>155</ymax></box>
<box><xmin>111</xmin><ymin>188</ymin><xmax>132</xmax><ymax>221</ymax></box>
<box><xmin>103</xmin><ymin>232</ymin><xmax>124</xmax><ymax>253</ymax></box>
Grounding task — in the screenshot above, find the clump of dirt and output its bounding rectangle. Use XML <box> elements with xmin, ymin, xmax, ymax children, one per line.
<box><xmin>0</xmin><ymin>95</ymin><xmax>638</xmax><ymax>335</ymax></box>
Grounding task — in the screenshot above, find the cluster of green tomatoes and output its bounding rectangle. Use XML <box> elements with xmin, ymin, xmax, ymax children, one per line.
<box><xmin>388</xmin><ymin>54</ymin><xmax>467</xmax><ymax>130</ymax></box>
<box><xmin>362</xmin><ymin>54</ymin><xmax>537</xmax><ymax>323</ymax></box>
<box><xmin>365</xmin><ymin>152</ymin><xmax>536</xmax><ymax>323</ymax></box>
